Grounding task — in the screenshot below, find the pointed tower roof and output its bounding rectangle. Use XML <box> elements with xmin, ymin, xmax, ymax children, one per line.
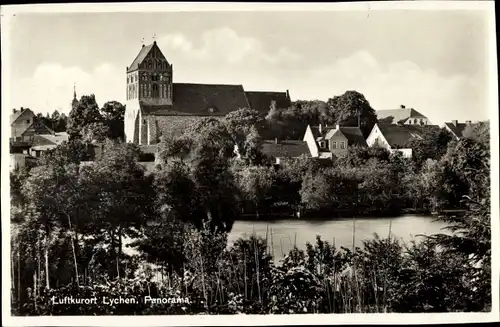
<box><xmin>127</xmin><ymin>41</ymin><xmax>169</xmax><ymax>73</ymax></box>
<box><xmin>71</xmin><ymin>83</ymin><xmax>78</xmax><ymax>108</ymax></box>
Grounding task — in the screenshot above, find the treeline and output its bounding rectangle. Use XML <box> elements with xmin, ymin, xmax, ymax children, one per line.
<box><xmin>24</xmin><ymin>96</ymin><xmax>125</xmax><ymax>140</ymax></box>
<box><xmin>263</xmin><ymin>90</ymin><xmax>377</xmax><ymax>140</ymax></box>
<box><xmin>10</xmin><ymin>105</ymin><xmax>490</xmax><ymax>314</ymax></box>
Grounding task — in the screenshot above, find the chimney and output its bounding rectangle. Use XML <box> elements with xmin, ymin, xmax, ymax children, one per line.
<box><xmin>286</xmin><ymin>89</ymin><xmax>290</xmax><ymax>99</ymax></box>
<box><xmin>20</xmin><ymin>107</ymin><xmax>25</xmax><ymax>112</ymax></box>
<box><xmin>466</xmin><ymin>120</ymin><xmax>471</xmax><ymax>125</ymax></box>
<box><xmin>451</xmin><ymin>120</ymin><xmax>458</xmax><ymax>126</ymax></box>
<box><xmin>12</xmin><ymin>109</ymin><xmax>17</xmax><ymax>114</ymax></box>
<box><xmin>319</xmin><ymin>124</ymin><xmax>322</xmax><ymax>134</ymax></box>
<box><xmin>400</xmin><ymin>105</ymin><xmax>406</xmax><ymax>109</ymax></box>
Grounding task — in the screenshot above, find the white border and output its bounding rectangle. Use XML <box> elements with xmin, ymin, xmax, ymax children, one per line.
<box><xmin>1</xmin><ymin>1</ymin><xmax>499</xmax><ymax>326</ymax></box>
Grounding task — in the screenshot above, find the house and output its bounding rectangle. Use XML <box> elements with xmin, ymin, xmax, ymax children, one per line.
<box><xmin>303</xmin><ymin>124</ymin><xmax>367</xmax><ymax>159</ymax></box>
<box><xmin>29</xmin><ymin>132</ymin><xmax>70</xmax><ymax>158</ymax></box>
<box><xmin>443</xmin><ymin>120</ymin><xmax>478</xmax><ymax>140</ymax></box>
<box><xmin>10</xmin><ymin>108</ymin><xmax>54</xmax><ymax>145</ymax></box>
<box><xmin>261</xmin><ymin>139</ymin><xmax>310</xmax><ymax>164</ymax></box>
<box><xmin>125</xmin><ymin>41</ymin><xmax>292</xmax><ymax>145</ymax></box>
<box><xmin>366</xmin><ymin>123</ymin><xmax>440</xmax><ymax>158</ymax></box>
<box><xmin>10</xmin><ymin>153</ymin><xmax>37</xmax><ymax>172</ymax></box>
<box><xmin>376</xmin><ymin>105</ymin><xmax>431</xmax><ymax>125</ymax></box>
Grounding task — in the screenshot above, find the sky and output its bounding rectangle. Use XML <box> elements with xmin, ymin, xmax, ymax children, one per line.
<box><xmin>3</xmin><ymin>4</ymin><xmax>496</xmax><ymax>125</ymax></box>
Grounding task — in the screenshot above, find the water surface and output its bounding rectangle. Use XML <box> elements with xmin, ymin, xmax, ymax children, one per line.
<box><xmin>228</xmin><ymin>215</ymin><xmax>449</xmax><ymax>260</ymax></box>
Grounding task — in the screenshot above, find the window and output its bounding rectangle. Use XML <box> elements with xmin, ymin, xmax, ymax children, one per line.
<box><xmin>26</xmin><ymin>119</ymin><xmax>30</xmax><ymax>124</ymax></box>
<box><xmin>332</xmin><ymin>141</ymin><xmax>337</xmax><ymax>149</ymax></box>
<box><xmin>324</xmin><ymin>140</ymin><xmax>329</xmax><ymax>149</ymax></box>
<box><xmin>340</xmin><ymin>141</ymin><xmax>346</xmax><ymax>149</ymax></box>
<box><xmin>319</xmin><ymin>141</ymin><xmax>324</xmax><ymax>148</ymax></box>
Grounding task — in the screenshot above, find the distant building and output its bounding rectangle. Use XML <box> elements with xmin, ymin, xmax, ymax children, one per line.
<box><xmin>261</xmin><ymin>139</ymin><xmax>310</xmax><ymax>165</ymax></box>
<box><xmin>443</xmin><ymin>120</ymin><xmax>478</xmax><ymax>140</ymax></box>
<box><xmin>10</xmin><ymin>153</ymin><xmax>37</xmax><ymax>172</ymax></box>
<box><xmin>376</xmin><ymin>105</ymin><xmax>431</xmax><ymax>125</ymax></box>
<box><xmin>125</xmin><ymin>41</ymin><xmax>291</xmax><ymax>145</ymax></box>
<box><xmin>303</xmin><ymin>124</ymin><xmax>367</xmax><ymax>159</ymax></box>
<box><xmin>10</xmin><ymin>108</ymin><xmax>54</xmax><ymax>144</ymax></box>
<box><xmin>366</xmin><ymin>123</ymin><xmax>440</xmax><ymax>158</ymax></box>
<box><xmin>29</xmin><ymin>132</ymin><xmax>70</xmax><ymax>158</ymax></box>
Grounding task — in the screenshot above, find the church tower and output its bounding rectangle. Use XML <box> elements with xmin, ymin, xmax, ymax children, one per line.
<box><xmin>71</xmin><ymin>83</ymin><xmax>79</xmax><ymax>109</ymax></box>
<box><xmin>125</xmin><ymin>41</ymin><xmax>173</xmax><ymax>144</ymax></box>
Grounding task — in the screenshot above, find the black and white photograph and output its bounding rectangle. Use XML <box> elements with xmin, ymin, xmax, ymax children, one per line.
<box><xmin>1</xmin><ymin>2</ymin><xmax>499</xmax><ymax>325</ymax></box>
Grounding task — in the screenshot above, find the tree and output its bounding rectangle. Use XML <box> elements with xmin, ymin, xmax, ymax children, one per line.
<box><xmin>234</xmin><ymin>165</ymin><xmax>276</xmax><ymax>217</ymax></box>
<box><xmin>158</xmin><ymin>118</ymin><xmax>241</xmax><ymax>233</ymax></box>
<box><xmin>50</xmin><ymin>110</ymin><xmax>68</xmax><ymax>132</ymax></box>
<box><xmin>407</xmin><ymin>128</ymin><xmax>453</xmax><ymax>167</ymax></box>
<box><xmin>84</xmin><ymin>140</ymin><xmax>155</xmax><ymax>278</ymax></box>
<box><xmin>326</xmin><ymin>91</ymin><xmax>377</xmax><ymax>137</ymax></box>
<box><xmin>101</xmin><ymin>101</ymin><xmax>126</xmax><ymax>140</ymax></box>
<box><xmin>67</xmin><ymin>94</ymin><xmax>103</xmax><ymax>138</ymax></box>
<box><xmin>81</xmin><ymin>122</ymin><xmax>110</xmax><ymax>143</ymax></box>
<box><xmin>463</xmin><ymin>121</ymin><xmax>489</xmax><ymax>147</ymax></box>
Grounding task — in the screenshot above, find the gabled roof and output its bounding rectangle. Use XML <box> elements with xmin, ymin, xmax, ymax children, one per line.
<box><xmin>128</xmin><ymin>44</ymin><xmax>155</xmax><ymax>73</ymax></box>
<box><xmin>262</xmin><ymin>140</ymin><xmax>310</xmax><ymax>158</ymax></box>
<box><xmin>376</xmin><ymin>108</ymin><xmax>427</xmax><ymax>124</ymax></box>
<box><xmin>10</xmin><ymin>108</ymin><xmax>35</xmax><ymax>125</ymax></box>
<box><xmin>443</xmin><ymin>122</ymin><xmax>477</xmax><ymax>138</ymax></box>
<box><xmin>337</xmin><ymin>127</ymin><xmax>367</xmax><ymax>146</ymax></box>
<box><xmin>140</xmin><ymin>83</ymin><xmax>251</xmax><ymax>116</ymax></box>
<box><xmin>23</xmin><ymin>121</ymin><xmax>55</xmax><ymax>136</ymax></box>
<box><xmin>377</xmin><ymin>123</ymin><xmax>440</xmax><ymax>148</ymax></box>
<box><xmin>310</xmin><ymin>125</ymin><xmax>367</xmax><ymax>146</ymax></box>
<box><xmin>36</xmin><ymin>132</ymin><xmax>69</xmax><ymax>145</ymax></box>
<box><xmin>127</xmin><ymin>42</ymin><xmax>170</xmax><ymax>73</ymax></box>
<box><xmin>245</xmin><ymin>91</ymin><xmax>291</xmax><ymax>115</ymax></box>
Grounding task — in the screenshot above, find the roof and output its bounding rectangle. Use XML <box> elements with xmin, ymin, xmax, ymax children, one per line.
<box><xmin>10</xmin><ymin>110</ymin><xmax>27</xmax><ymax>125</ymax></box>
<box><xmin>10</xmin><ymin>108</ymin><xmax>35</xmax><ymax>130</ymax></box>
<box><xmin>262</xmin><ymin>140</ymin><xmax>310</xmax><ymax>158</ymax></box>
<box><xmin>127</xmin><ymin>43</ymin><xmax>155</xmax><ymax>73</ymax></box>
<box><xmin>139</xmin><ymin>144</ymin><xmax>158</xmax><ymax>154</ymax></box>
<box><xmin>311</xmin><ymin>125</ymin><xmax>367</xmax><ymax>146</ymax></box>
<box><xmin>35</xmin><ymin>132</ymin><xmax>68</xmax><ymax>145</ymax></box>
<box><xmin>376</xmin><ymin>108</ymin><xmax>427</xmax><ymax>124</ymax></box>
<box><xmin>377</xmin><ymin>124</ymin><xmax>441</xmax><ymax>148</ymax></box>
<box><xmin>31</xmin><ymin>144</ymin><xmax>58</xmax><ymax>151</ymax></box>
<box><xmin>443</xmin><ymin>122</ymin><xmax>477</xmax><ymax>138</ymax></box>
<box><xmin>141</xmin><ymin>83</ymin><xmax>251</xmax><ymax>116</ymax></box>
<box><xmin>245</xmin><ymin>91</ymin><xmax>291</xmax><ymax>115</ymax></box>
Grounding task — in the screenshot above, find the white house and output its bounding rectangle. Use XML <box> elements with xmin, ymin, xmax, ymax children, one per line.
<box><xmin>366</xmin><ymin>123</ymin><xmax>440</xmax><ymax>158</ymax></box>
<box><xmin>376</xmin><ymin>105</ymin><xmax>431</xmax><ymax>126</ymax></box>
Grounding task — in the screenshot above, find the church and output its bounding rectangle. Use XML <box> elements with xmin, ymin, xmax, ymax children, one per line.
<box><xmin>125</xmin><ymin>41</ymin><xmax>292</xmax><ymax>145</ymax></box>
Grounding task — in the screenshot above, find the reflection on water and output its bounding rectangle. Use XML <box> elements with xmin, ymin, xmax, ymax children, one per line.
<box><xmin>228</xmin><ymin>215</ymin><xmax>449</xmax><ymax>260</ymax></box>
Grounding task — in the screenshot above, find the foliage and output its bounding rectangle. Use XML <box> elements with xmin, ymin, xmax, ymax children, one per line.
<box><xmin>327</xmin><ymin>91</ymin><xmax>377</xmax><ymax>137</ymax></box>
<box><xmin>407</xmin><ymin>127</ymin><xmax>453</xmax><ymax>167</ymax></box>
<box><xmin>67</xmin><ymin>94</ymin><xmax>103</xmax><ymax>138</ymax></box>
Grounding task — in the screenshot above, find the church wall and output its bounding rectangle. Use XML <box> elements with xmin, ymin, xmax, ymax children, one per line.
<box><xmin>148</xmin><ymin>115</ymin><xmax>224</xmax><ymax>144</ymax></box>
<box><xmin>140</xmin><ymin>113</ymin><xmax>148</xmax><ymax>145</ymax></box>
<box><xmin>125</xmin><ymin>99</ymin><xmax>140</xmax><ymax>143</ymax></box>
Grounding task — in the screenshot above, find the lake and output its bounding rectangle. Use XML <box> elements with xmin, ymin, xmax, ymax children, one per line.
<box><xmin>228</xmin><ymin>215</ymin><xmax>449</xmax><ymax>260</ymax></box>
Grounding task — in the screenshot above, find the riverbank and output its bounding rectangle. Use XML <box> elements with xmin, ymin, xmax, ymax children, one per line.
<box><xmin>239</xmin><ymin>207</ymin><xmax>445</xmax><ymax>221</ymax></box>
